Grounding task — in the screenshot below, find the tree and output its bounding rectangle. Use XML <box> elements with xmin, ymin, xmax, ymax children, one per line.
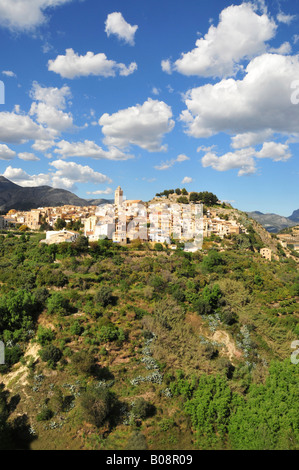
<box><xmin>72</xmin><ymin>350</ymin><xmax>96</xmax><ymax>375</ymax></box>
<box><xmin>46</xmin><ymin>292</ymin><xmax>71</xmax><ymax>316</ymax></box>
<box><xmin>95</xmin><ymin>286</ymin><xmax>116</xmax><ymax>307</ymax></box>
<box><xmin>54</xmin><ymin>218</ymin><xmax>66</xmax><ymax>230</ymax></box>
<box><xmin>80</xmin><ymin>386</ymin><xmax>112</xmax><ymax>427</ymax></box>
<box><xmin>185</xmin><ymin>375</ymin><xmax>233</xmax><ymax>449</ymax></box>
<box><xmin>132</xmin><ymin>398</ymin><xmax>155</xmax><ymax>420</ymax></box>
<box><xmin>195</xmin><ymin>284</ymin><xmax>222</xmax><ymax>315</ymax></box>
<box><xmin>228</xmin><ymin>360</ymin><xmax>299</xmax><ymax>450</ymax></box>
<box><xmin>39</xmin><ymin>344</ymin><xmax>62</xmax><ymax>366</ymax></box>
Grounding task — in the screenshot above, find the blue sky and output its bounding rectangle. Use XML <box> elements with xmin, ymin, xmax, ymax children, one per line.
<box><xmin>0</xmin><ymin>0</ymin><xmax>298</xmax><ymax>216</ymax></box>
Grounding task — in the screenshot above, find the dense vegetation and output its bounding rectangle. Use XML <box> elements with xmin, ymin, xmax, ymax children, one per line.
<box><xmin>155</xmin><ymin>189</ymin><xmax>220</xmax><ymax>206</ymax></box>
<box><xmin>0</xmin><ymin>226</ymin><xmax>298</xmax><ymax>450</ymax></box>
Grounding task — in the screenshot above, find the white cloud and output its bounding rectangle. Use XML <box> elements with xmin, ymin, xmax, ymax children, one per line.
<box><xmin>201</xmin><ymin>148</ymin><xmax>257</xmax><ymax>176</ymax></box>
<box><xmin>54</xmin><ymin>139</ymin><xmax>133</xmax><ymax>160</ymax></box>
<box><xmin>180</xmin><ymin>53</ymin><xmax>299</xmax><ymax>138</ymax></box>
<box><xmin>277</xmin><ymin>12</ymin><xmax>296</xmax><ymax>25</ymax></box>
<box><xmin>152</xmin><ymin>87</ymin><xmax>160</xmax><ymax>96</ymax></box>
<box><xmin>3</xmin><ymin>166</ymin><xmax>51</xmax><ymax>186</ymax></box>
<box><xmin>105</xmin><ymin>12</ymin><xmax>138</xmax><ymax>45</ymax></box>
<box><xmin>29</xmin><ymin>82</ymin><xmax>73</xmax><ymax>133</ymax></box>
<box><xmin>0</xmin><ymin>144</ymin><xmax>16</xmax><ymax>160</ymax></box>
<box><xmin>231</xmin><ymin>130</ymin><xmax>273</xmax><ymax>149</ymax></box>
<box><xmin>3</xmin><ymin>159</ymin><xmax>112</xmax><ymax>190</ymax></box>
<box><xmin>117</xmin><ymin>62</ymin><xmax>138</xmax><ymax>77</ymax></box>
<box><xmin>49</xmin><ymin>159</ymin><xmax>112</xmax><ymax>187</ymax></box>
<box><xmin>0</xmin><ymin>111</ymin><xmax>48</xmax><ymax>143</ymax></box>
<box><xmin>0</xmin><ymin>0</ymin><xmax>74</xmax><ymax>32</ymax></box>
<box><xmin>256</xmin><ymin>141</ymin><xmax>292</xmax><ymax>161</ymax></box>
<box><xmin>30</xmin><ymin>81</ymin><xmax>71</xmax><ymax>109</ymax></box>
<box><xmin>172</xmin><ymin>3</ymin><xmax>276</xmax><ymax>78</ymax></box>
<box><xmin>197</xmin><ymin>144</ymin><xmax>217</xmax><ymax>153</ymax></box>
<box><xmin>18</xmin><ymin>152</ymin><xmax>40</xmax><ymax>161</ymax></box>
<box><xmin>161</xmin><ymin>59</ymin><xmax>172</xmax><ymax>74</ymax></box>
<box><xmin>48</xmin><ymin>48</ymin><xmax>137</xmax><ymax>79</ymax></box>
<box><xmin>176</xmin><ymin>154</ymin><xmax>189</xmax><ymax>162</ymax></box>
<box><xmin>30</xmin><ymin>102</ymin><xmax>73</xmax><ymax>132</ymax></box>
<box><xmin>2</xmin><ymin>70</ymin><xmax>16</xmax><ymax>77</ymax></box>
<box><xmin>86</xmin><ymin>188</ymin><xmax>113</xmax><ymax>195</ymax></box>
<box><xmin>99</xmin><ymin>98</ymin><xmax>175</xmax><ymax>152</ymax></box>
<box><xmin>32</xmin><ymin>139</ymin><xmax>56</xmax><ymax>152</ymax></box>
<box><xmin>269</xmin><ymin>42</ymin><xmax>292</xmax><ymax>54</ymax></box>
<box><xmin>201</xmin><ymin>141</ymin><xmax>292</xmax><ymax>176</ymax></box>
<box><xmin>155</xmin><ymin>154</ymin><xmax>189</xmax><ymax>170</ymax></box>
<box><xmin>182</xmin><ymin>176</ymin><xmax>193</xmax><ymax>184</ymax></box>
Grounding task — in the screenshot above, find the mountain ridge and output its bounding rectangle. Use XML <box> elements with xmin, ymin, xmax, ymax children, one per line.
<box><xmin>246</xmin><ymin>210</ymin><xmax>299</xmax><ymax>233</ymax></box>
<box><xmin>0</xmin><ymin>176</ymin><xmax>113</xmax><ymax>212</ymax></box>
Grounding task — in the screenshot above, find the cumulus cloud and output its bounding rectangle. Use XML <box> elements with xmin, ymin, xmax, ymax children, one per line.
<box><xmin>181</xmin><ymin>176</ymin><xmax>193</xmax><ymax>184</ymax></box>
<box><xmin>32</xmin><ymin>139</ymin><xmax>56</xmax><ymax>152</ymax></box>
<box><xmin>29</xmin><ymin>82</ymin><xmax>73</xmax><ymax>133</ymax></box>
<box><xmin>277</xmin><ymin>12</ymin><xmax>296</xmax><ymax>25</ymax></box>
<box><xmin>30</xmin><ymin>81</ymin><xmax>71</xmax><ymax>109</ymax></box>
<box><xmin>18</xmin><ymin>152</ymin><xmax>40</xmax><ymax>161</ymax></box>
<box><xmin>48</xmin><ymin>48</ymin><xmax>137</xmax><ymax>79</ymax></box>
<box><xmin>202</xmin><ymin>148</ymin><xmax>257</xmax><ymax>176</ymax></box>
<box><xmin>105</xmin><ymin>12</ymin><xmax>138</xmax><ymax>45</ymax></box>
<box><xmin>3</xmin><ymin>159</ymin><xmax>112</xmax><ymax>190</ymax></box>
<box><xmin>269</xmin><ymin>42</ymin><xmax>292</xmax><ymax>54</ymax></box>
<box><xmin>54</xmin><ymin>139</ymin><xmax>133</xmax><ymax>160</ymax></box>
<box><xmin>256</xmin><ymin>141</ymin><xmax>292</xmax><ymax>161</ymax></box>
<box><xmin>201</xmin><ymin>141</ymin><xmax>292</xmax><ymax>176</ymax></box>
<box><xmin>49</xmin><ymin>159</ymin><xmax>112</xmax><ymax>187</ymax></box>
<box><xmin>0</xmin><ymin>144</ymin><xmax>16</xmax><ymax>160</ymax></box>
<box><xmin>2</xmin><ymin>70</ymin><xmax>16</xmax><ymax>77</ymax></box>
<box><xmin>231</xmin><ymin>130</ymin><xmax>273</xmax><ymax>149</ymax></box>
<box><xmin>99</xmin><ymin>98</ymin><xmax>175</xmax><ymax>152</ymax></box>
<box><xmin>0</xmin><ymin>111</ymin><xmax>48</xmax><ymax>143</ymax></box>
<box><xmin>168</xmin><ymin>3</ymin><xmax>276</xmax><ymax>78</ymax></box>
<box><xmin>155</xmin><ymin>154</ymin><xmax>189</xmax><ymax>170</ymax></box>
<box><xmin>3</xmin><ymin>166</ymin><xmax>51</xmax><ymax>186</ymax></box>
<box><xmin>180</xmin><ymin>53</ymin><xmax>299</xmax><ymax>139</ymax></box>
<box><xmin>86</xmin><ymin>188</ymin><xmax>113</xmax><ymax>195</ymax></box>
<box><xmin>0</xmin><ymin>0</ymin><xmax>74</xmax><ymax>32</ymax></box>
<box><xmin>161</xmin><ymin>59</ymin><xmax>172</xmax><ymax>74</ymax></box>
<box><xmin>152</xmin><ymin>87</ymin><xmax>160</xmax><ymax>96</ymax></box>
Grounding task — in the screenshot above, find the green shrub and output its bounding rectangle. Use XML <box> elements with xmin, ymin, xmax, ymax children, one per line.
<box><xmin>80</xmin><ymin>386</ymin><xmax>112</xmax><ymax>427</ymax></box>
<box><xmin>39</xmin><ymin>344</ymin><xmax>62</xmax><ymax>365</ymax></box>
<box><xmin>36</xmin><ymin>326</ymin><xmax>55</xmax><ymax>346</ymax></box>
<box><xmin>36</xmin><ymin>407</ymin><xmax>54</xmax><ymax>422</ymax></box>
<box><xmin>47</xmin><ymin>292</ymin><xmax>71</xmax><ymax>316</ymax></box>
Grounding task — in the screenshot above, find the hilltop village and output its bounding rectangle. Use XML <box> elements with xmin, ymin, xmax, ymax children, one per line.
<box><xmin>0</xmin><ymin>187</ymin><xmax>248</xmax><ymax>251</ymax></box>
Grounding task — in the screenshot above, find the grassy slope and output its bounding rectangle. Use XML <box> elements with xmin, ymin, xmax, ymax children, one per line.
<box><xmin>0</xmin><ymin>220</ymin><xmax>298</xmax><ymax>450</ymax></box>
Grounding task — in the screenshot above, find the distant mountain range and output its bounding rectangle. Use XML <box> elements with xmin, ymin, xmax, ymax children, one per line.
<box><xmin>0</xmin><ymin>176</ymin><xmax>113</xmax><ymax>212</ymax></box>
<box><xmin>247</xmin><ymin>210</ymin><xmax>299</xmax><ymax>233</ymax></box>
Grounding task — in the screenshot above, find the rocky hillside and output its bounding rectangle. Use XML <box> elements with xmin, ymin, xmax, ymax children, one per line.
<box><xmin>246</xmin><ymin>210</ymin><xmax>298</xmax><ymax>233</ymax></box>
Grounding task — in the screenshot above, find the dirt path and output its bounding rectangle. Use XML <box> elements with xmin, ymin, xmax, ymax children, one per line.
<box><xmin>211</xmin><ymin>330</ymin><xmax>242</xmax><ymax>362</ymax></box>
<box><xmin>186</xmin><ymin>313</ymin><xmax>242</xmax><ymax>364</ymax></box>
